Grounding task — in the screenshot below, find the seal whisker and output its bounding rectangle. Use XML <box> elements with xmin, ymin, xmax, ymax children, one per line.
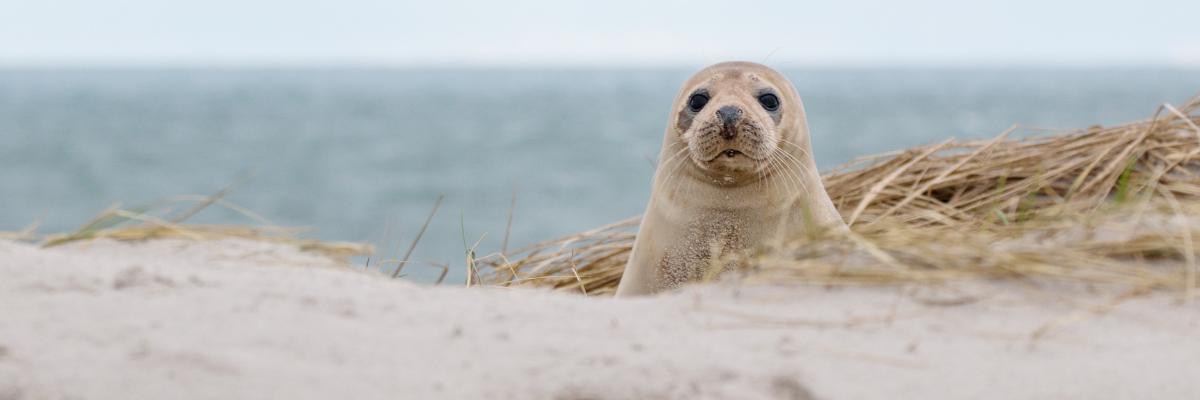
<box><xmin>662</xmin><ymin>153</ymin><xmax>691</xmax><ymax>192</ymax></box>
<box><xmin>770</xmin><ymin>150</ymin><xmax>809</xmax><ymax>195</ymax></box>
<box><xmin>761</xmin><ymin>157</ymin><xmax>780</xmax><ymax>196</ymax></box>
<box><xmin>777</xmin><ymin>141</ymin><xmax>815</xmax><ymax>171</ymax></box>
<box><xmin>772</xmin><ymin>157</ymin><xmax>799</xmax><ymax>199</ymax></box>
<box><xmin>783</xmin><ymin>157</ymin><xmax>813</xmax><ymax>195</ymax></box>
<box><xmin>776</xmin><ymin>139</ymin><xmax>813</xmax><ymax>163</ymax></box>
<box><xmin>776</xmin><ymin>149</ymin><xmax>815</xmax><ymax>182</ymax></box>
<box><xmin>780</xmin><ymin>156</ymin><xmax>808</xmax><ymax>200</ymax></box>
<box><xmin>777</xmin><ymin>139</ymin><xmax>818</xmax><ymax>174</ymax></box>
<box><xmin>774</xmin><ymin>142</ymin><xmax>819</xmax><ymax>184</ymax></box>
<box><xmin>658</xmin><ymin>145</ymin><xmax>690</xmax><ymax>173</ymax></box>
<box><xmin>658</xmin><ymin>144</ymin><xmax>690</xmax><ymax>169</ymax></box>
<box><xmin>757</xmin><ymin>159</ymin><xmax>776</xmax><ymax>196</ymax></box>
<box><xmin>768</xmin><ymin>154</ymin><xmax>802</xmax><ymax>198</ymax></box>
<box><xmin>658</xmin><ymin>146</ymin><xmax>691</xmax><ymax>194</ymax></box>
<box><xmin>777</xmin><ymin>138</ymin><xmax>810</xmax><ymax>155</ymax></box>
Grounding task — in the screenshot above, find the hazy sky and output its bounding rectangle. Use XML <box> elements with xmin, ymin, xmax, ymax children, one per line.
<box><xmin>2</xmin><ymin>0</ymin><xmax>1198</xmax><ymax>67</ymax></box>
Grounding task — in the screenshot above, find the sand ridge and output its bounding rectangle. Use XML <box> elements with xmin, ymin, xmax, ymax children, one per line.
<box><xmin>1</xmin><ymin>238</ymin><xmax>1197</xmax><ymax>399</ymax></box>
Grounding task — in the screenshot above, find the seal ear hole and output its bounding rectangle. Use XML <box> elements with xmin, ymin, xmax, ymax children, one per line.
<box><xmin>758</xmin><ymin>93</ymin><xmax>780</xmax><ymax>111</ymax></box>
<box><xmin>687</xmin><ymin>93</ymin><xmax>710</xmax><ymax>112</ymax></box>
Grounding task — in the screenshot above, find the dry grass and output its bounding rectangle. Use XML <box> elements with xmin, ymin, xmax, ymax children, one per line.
<box><xmin>479</xmin><ymin>94</ymin><xmax>1200</xmax><ymax>297</ymax></box>
<box><xmin>24</xmin><ymin>194</ymin><xmax>372</xmax><ymax>262</ymax></box>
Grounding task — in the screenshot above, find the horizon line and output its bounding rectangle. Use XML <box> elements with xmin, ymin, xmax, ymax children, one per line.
<box><xmin>2</xmin><ymin>61</ymin><xmax>1199</xmax><ymax>70</ymax></box>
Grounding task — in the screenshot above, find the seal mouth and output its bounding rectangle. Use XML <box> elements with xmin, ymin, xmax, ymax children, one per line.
<box><xmin>704</xmin><ymin>148</ymin><xmax>763</xmax><ymax>162</ymax></box>
<box><xmin>704</xmin><ymin>149</ymin><xmax>745</xmax><ymax>162</ymax></box>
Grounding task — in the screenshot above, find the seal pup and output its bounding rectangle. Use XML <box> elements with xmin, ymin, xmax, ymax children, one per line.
<box><xmin>615</xmin><ymin>61</ymin><xmax>845</xmax><ymax>297</ymax></box>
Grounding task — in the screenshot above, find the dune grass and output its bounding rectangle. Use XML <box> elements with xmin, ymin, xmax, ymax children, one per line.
<box><xmin>26</xmin><ymin>193</ymin><xmax>373</xmax><ymax>261</ymax></box>
<box><xmin>477</xmin><ymin>94</ymin><xmax>1200</xmax><ymax>298</ymax></box>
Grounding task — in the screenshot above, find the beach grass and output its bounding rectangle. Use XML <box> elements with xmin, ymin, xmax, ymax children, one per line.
<box><xmin>477</xmin><ymin>94</ymin><xmax>1200</xmax><ymax>298</ymax></box>
<box><xmin>27</xmin><ymin>193</ymin><xmax>373</xmax><ymax>261</ymax></box>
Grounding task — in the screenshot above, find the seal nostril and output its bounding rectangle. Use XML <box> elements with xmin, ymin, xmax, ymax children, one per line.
<box><xmin>716</xmin><ymin>105</ymin><xmax>742</xmax><ymax>139</ymax></box>
<box><xmin>716</xmin><ymin>105</ymin><xmax>742</xmax><ymax>126</ymax></box>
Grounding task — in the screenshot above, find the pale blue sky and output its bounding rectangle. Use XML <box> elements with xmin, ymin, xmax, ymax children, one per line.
<box><xmin>2</xmin><ymin>0</ymin><xmax>1198</xmax><ymax>67</ymax></box>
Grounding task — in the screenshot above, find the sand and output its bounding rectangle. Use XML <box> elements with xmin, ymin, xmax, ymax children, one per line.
<box><xmin>1</xmin><ymin>238</ymin><xmax>1197</xmax><ymax>400</ymax></box>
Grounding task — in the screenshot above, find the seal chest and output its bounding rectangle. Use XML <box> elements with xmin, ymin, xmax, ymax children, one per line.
<box><xmin>656</xmin><ymin>210</ymin><xmax>748</xmax><ymax>290</ymax></box>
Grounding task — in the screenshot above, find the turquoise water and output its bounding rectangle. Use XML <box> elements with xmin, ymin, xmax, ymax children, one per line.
<box><xmin>2</xmin><ymin>68</ymin><xmax>1198</xmax><ymax>281</ymax></box>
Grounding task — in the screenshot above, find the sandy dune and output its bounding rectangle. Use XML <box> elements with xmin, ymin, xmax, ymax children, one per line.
<box><xmin>2</xmin><ymin>238</ymin><xmax>1197</xmax><ymax>399</ymax></box>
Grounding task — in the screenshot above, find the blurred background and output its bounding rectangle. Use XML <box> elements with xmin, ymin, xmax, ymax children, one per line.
<box><xmin>2</xmin><ymin>0</ymin><xmax>1199</xmax><ymax>281</ymax></box>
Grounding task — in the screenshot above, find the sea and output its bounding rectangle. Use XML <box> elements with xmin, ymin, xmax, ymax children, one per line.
<box><xmin>2</xmin><ymin>68</ymin><xmax>1198</xmax><ymax>281</ymax></box>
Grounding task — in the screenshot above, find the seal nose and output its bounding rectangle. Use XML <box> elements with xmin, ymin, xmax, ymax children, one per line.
<box><xmin>716</xmin><ymin>105</ymin><xmax>742</xmax><ymax>139</ymax></box>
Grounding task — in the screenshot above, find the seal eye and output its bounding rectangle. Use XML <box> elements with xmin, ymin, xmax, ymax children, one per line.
<box><xmin>687</xmin><ymin>93</ymin><xmax>709</xmax><ymax>112</ymax></box>
<box><xmin>758</xmin><ymin>93</ymin><xmax>780</xmax><ymax>111</ymax></box>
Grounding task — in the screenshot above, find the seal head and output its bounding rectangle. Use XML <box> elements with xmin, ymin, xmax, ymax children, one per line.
<box><xmin>674</xmin><ymin>63</ymin><xmax>791</xmax><ymax>185</ymax></box>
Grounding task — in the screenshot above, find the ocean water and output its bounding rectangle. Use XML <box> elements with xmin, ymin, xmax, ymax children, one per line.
<box><xmin>2</xmin><ymin>68</ymin><xmax>1198</xmax><ymax>281</ymax></box>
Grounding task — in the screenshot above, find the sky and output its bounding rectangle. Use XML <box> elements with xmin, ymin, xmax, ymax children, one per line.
<box><xmin>2</xmin><ymin>0</ymin><xmax>1198</xmax><ymax>67</ymax></box>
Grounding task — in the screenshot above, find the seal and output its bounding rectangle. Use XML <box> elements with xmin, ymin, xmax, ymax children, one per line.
<box><xmin>615</xmin><ymin>61</ymin><xmax>846</xmax><ymax>297</ymax></box>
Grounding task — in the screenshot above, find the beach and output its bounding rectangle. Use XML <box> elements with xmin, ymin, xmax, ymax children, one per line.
<box><xmin>6</xmin><ymin>1</ymin><xmax>1200</xmax><ymax>398</ymax></box>
<box><xmin>3</xmin><ymin>237</ymin><xmax>1196</xmax><ymax>399</ymax></box>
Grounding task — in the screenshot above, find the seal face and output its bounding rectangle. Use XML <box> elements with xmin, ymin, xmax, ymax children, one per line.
<box><xmin>676</xmin><ymin>69</ymin><xmax>783</xmax><ymax>185</ymax></box>
<box><xmin>616</xmin><ymin>61</ymin><xmax>846</xmax><ymax>297</ymax></box>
